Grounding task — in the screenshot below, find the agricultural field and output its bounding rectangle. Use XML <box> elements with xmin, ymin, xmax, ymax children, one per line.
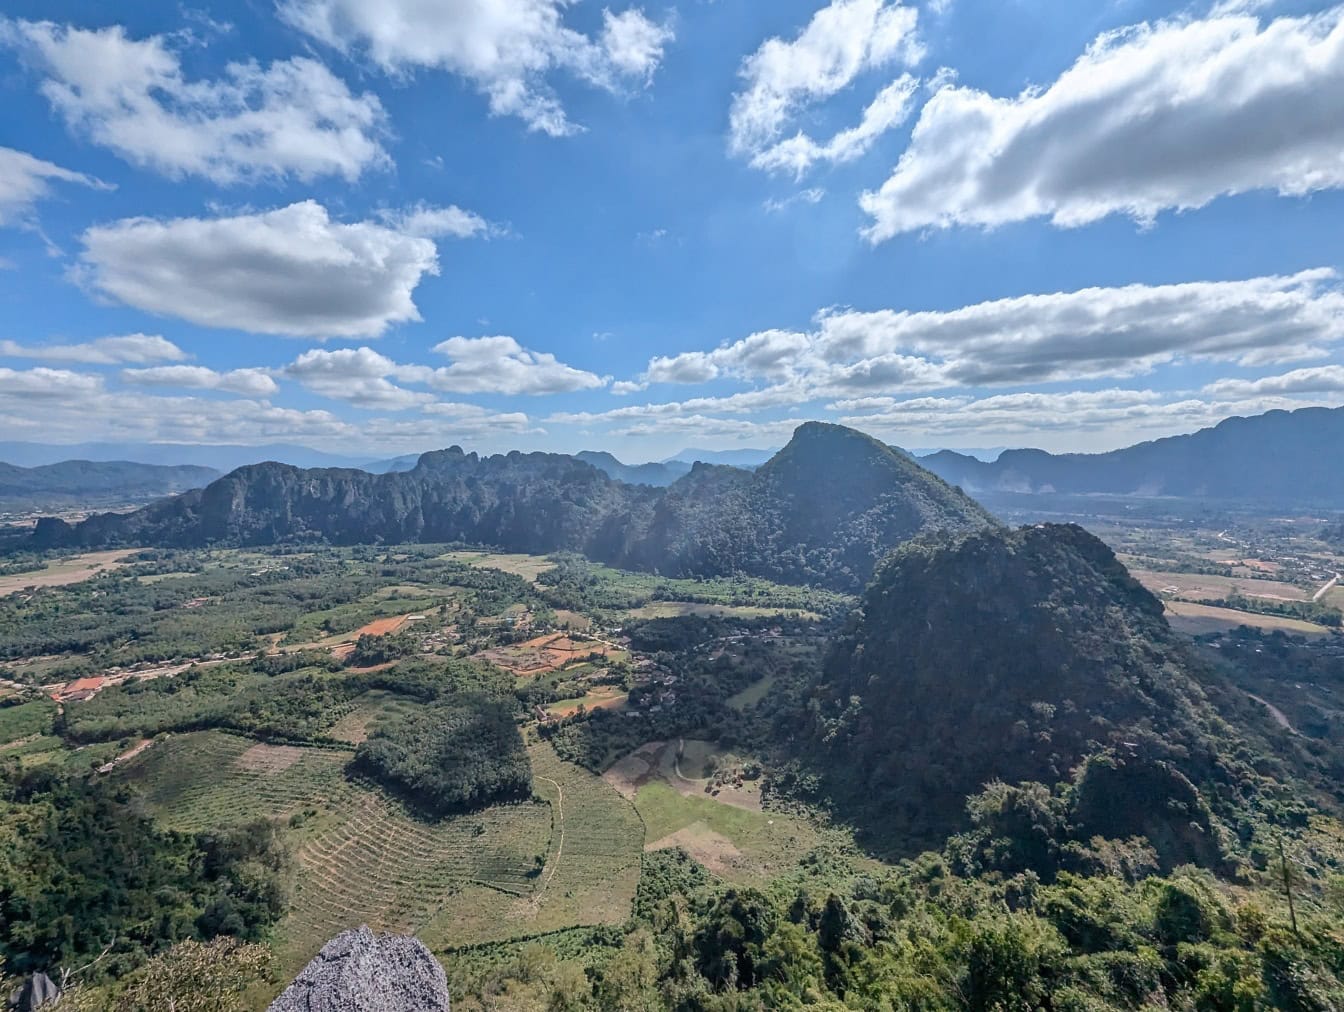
<box><xmin>0</xmin><ymin>548</ymin><xmax>138</xmax><ymax>596</ymax></box>
<box><xmin>440</xmin><ymin>550</ymin><xmax>556</xmax><ymax>584</ymax></box>
<box><xmin>621</xmin><ymin>601</ymin><xmax>822</xmax><ymax>621</ymax></box>
<box><xmin>1164</xmin><ymin>600</ymin><xmax>1336</xmax><ymax>637</ymax></box>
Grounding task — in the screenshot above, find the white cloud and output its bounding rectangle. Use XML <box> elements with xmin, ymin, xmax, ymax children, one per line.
<box><xmin>379</xmin><ymin>203</ymin><xmax>495</xmax><ymax>240</ymax></box>
<box><xmin>0</xmin><ymin>145</ymin><xmax>108</xmax><ymax>226</ymax></box>
<box><xmin>285</xmin><ymin>347</ymin><xmax>435</xmax><ymax>410</ymax></box>
<box><xmin>0</xmin><ymin>366</ymin><xmax>102</xmax><ymax>397</ymax></box>
<box><xmin>750</xmin><ymin>74</ymin><xmax>919</xmax><ymax>176</ymax></box>
<box><xmin>77</xmin><ymin>201</ymin><xmax>439</xmax><ymax>339</ymax></box>
<box><xmin>0</xmin><ymin>334</ymin><xmax>185</xmax><ymax>365</ymax></box>
<box><xmin>730</xmin><ymin>0</ymin><xmax>921</xmax><ymax>173</ymax></box>
<box><xmin>812</xmin><ymin>270</ymin><xmax>1344</xmax><ymax>386</ymax></box>
<box><xmin>122</xmin><ymin>365</ymin><xmax>279</xmax><ymax>397</ymax></box>
<box><xmin>1203</xmin><ymin>364</ymin><xmax>1344</xmax><ymax>397</ymax></box>
<box><xmin>862</xmin><ymin>5</ymin><xmax>1344</xmax><ymax>239</ymax></box>
<box><xmin>279</xmin><ymin>0</ymin><xmax>673</xmax><ymax>137</ymax></box>
<box><xmin>834</xmin><ymin>388</ymin><xmax>1341</xmax><ymax>443</ymax></box>
<box><xmin>607</xmin><ymin>272</ymin><xmax>1344</xmax><ymax>434</ymax></box>
<box><xmin>763</xmin><ymin>187</ymin><xmax>825</xmax><ymax>213</ymax></box>
<box><xmin>3</xmin><ymin>20</ymin><xmax>388</xmax><ymax>183</ymax></box>
<box><xmin>429</xmin><ymin>336</ymin><xmax>606</xmax><ymax>395</ymax></box>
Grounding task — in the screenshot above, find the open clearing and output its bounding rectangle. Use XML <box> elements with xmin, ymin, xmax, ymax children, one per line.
<box><xmin>1130</xmin><ymin>568</ymin><xmax>1310</xmax><ymax>603</ymax></box>
<box><xmin>326</xmin><ymin>690</ymin><xmax>421</xmax><ymax>744</ymax></box>
<box><xmin>481</xmin><ymin>633</ymin><xmax>618</xmax><ymax>677</ymax></box>
<box><xmin>604</xmin><ymin>739</ymin><xmax>762</xmax><ymax>814</ymax></box>
<box><xmin>440</xmin><ymin>551</ymin><xmax>556</xmax><ymax>584</ymax></box>
<box><xmin>728</xmin><ymin>675</ymin><xmax>776</xmax><ymax>710</ymax></box>
<box><xmin>546</xmin><ymin>686</ymin><xmax>628</xmax><ymax>718</ymax></box>
<box><xmin>1165</xmin><ymin>600</ymin><xmax>1335</xmax><ymax>637</ymax></box>
<box><xmin>0</xmin><ymin>549</ymin><xmax>138</xmax><ymax>596</ymax></box>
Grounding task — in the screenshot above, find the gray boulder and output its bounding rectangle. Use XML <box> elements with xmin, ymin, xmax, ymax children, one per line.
<box><xmin>268</xmin><ymin>927</ymin><xmax>449</xmax><ymax>1012</ymax></box>
<box><xmin>8</xmin><ymin>973</ymin><xmax>60</xmax><ymax>1012</ymax></box>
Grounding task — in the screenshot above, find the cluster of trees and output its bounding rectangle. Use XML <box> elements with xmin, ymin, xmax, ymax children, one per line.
<box><xmin>352</xmin><ymin>696</ymin><xmax>531</xmax><ymax>816</ymax></box>
<box><xmin>453</xmin><ymin>847</ymin><xmax>1344</xmax><ymax>1010</ymax></box>
<box><xmin>0</xmin><ymin>765</ymin><xmax>284</xmax><ymax>982</ymax></box>
<box><xmin>1209</xmin><ymin>592</ymin><xmax>1343</xmax><ymax>628</ymax></box>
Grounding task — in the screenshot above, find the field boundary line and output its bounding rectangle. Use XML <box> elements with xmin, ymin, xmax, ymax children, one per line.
<box><xmin>537</xmin><ymin>775</ymin><xmax>564</xmax><ymax>890</ymax></box>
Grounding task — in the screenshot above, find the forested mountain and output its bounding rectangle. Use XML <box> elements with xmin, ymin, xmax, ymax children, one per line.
<box><xmin>919</xmin><ymin>404</ymin><xmax>1344</xmax><ymax>502</ymax></box>
<box><xmin>806</xmin><ymin>523</ymin><xmax>1263</xmax><ymax>855</ymax></box>
<box><xmin>0</xmin><ymin>459</ymin><xmax>219</xmax><ymax>510</ymax></box>
<box><xmin>26</xmin><ymin>423</ymin><xmax>994</xmax><ymax>590</ymax></box>
<box><xmin>574</xmin><ymin>450</ymin><xmax>693</xmax><ymax>486</ymax></box>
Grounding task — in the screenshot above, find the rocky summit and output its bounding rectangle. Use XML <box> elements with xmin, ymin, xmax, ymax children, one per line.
<box><xmin>268</xmin><ymin>927</ymin><xmax>449</xmax><ymax>1012</ymax></box>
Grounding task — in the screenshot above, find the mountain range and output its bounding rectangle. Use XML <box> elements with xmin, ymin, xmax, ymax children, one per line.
<box><xmin>917</xmin><ymin>404</ymin><xmax>1344</xmax><ymax>503</ymax></box>
<box><xmin>26</xmin><ymin>423</ymin><xmax>994</xmax><ymax>591</ymax></box>
<box><xmin>0</xmin><ymin>460</ymin><xmax>219</xmax><ymax>512</ymax></box>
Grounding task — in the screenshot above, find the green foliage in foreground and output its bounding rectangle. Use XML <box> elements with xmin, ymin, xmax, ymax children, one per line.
<box><xmin>453</xmin><ymin>848</ymin><xmax>1344</xmax><ymax>1011</ymax></box>
<box><xmin>0</xmin><ymin>765</ymin><xmax>284</xmax><ymax>981</ymax></box>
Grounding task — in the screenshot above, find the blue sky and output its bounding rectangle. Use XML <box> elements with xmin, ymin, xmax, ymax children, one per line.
<box><xmin>1</xmin><ymin>0</ymin><xmax>1343</xmax><ymax>461</ymax></box>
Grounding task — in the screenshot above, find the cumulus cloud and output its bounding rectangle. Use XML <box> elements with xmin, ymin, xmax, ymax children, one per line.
<box><xmin>3</xmin><ymin>20</ymin><xmax>388</xmax><ymax>183</ymax></box>
<box><xmin>278</xmin><ymin>0</ymin><xmax>673</xmax><ymax>136</ymax></box>
<box><xmin>862</xmin><ymin>5</ymin><xmax>1344</xmax><ymax>239</ymax></box>
<box><xmin>750</xmin><ymin>75</ymin><xmax>919</xmax><ymax>177</ymax></box>
<box><xmin>77</xmin><ymin>201</ymin><xmax>440</xmax><ymax>339</ymax></box>
<box><xmin>0</xmin><ymin>333</ymin><xmax>185</xmax><ymax>365</ymax></box>
<box><xmin>0</xmin><ymin>145</ymin><xmax>108</xmax><ymax>226</ymax></box>
<box><xmin>430</xmin><ymin>336</ymin><xmax>606</xmax><ymax>395</ymax></box>
<box><xmin>730</xmin><ymin>0</ymin><xmax>921</xmax><ymax>173</ymax></box>
<box><xmin>122</xmin><ymin>365</ymin><xmax>279</xmax><ymax>397</ymax></box>
<box><xmin>0</xmin><ymin>366</ymin><xmax>102</xmax><ymax>397</ymax></box>
<box><xmin>1203</xmin><ymin>364</ymin><xmax>1344</xmax><ymax>397</ymax></box>
<box><xmin>638</xmin><ymin>270</ymin><xmax>1344</xmax><ymax>401</ymax></box>
<box><xmin>285</xmin><ymin>347</ymin><xmax>435</xmax><ymax>409</ymax></box>
<box><xmin>284</xmin><ymin>340</ymin><xmax>602</xmax><ymax>406</ymax></box>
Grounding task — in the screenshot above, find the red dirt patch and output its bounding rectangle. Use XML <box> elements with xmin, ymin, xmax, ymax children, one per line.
<box><xmin>481</xmin><ymin>633</ymin><xmax>617</xmax><ymax>677</ymax></box>
<box><xmin>355</xmin><ymin>615</ymin><xmax>411</xmax><ymax>638</ymax></box>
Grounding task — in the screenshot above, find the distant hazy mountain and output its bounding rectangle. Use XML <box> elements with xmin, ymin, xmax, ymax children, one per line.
<box><xmin>575</xmin><ymin>451</ymin><xmax>693</xmax><ymax>487</ymax></box>
<box><xmin>361</xmin><ymin>454</ymin><xmax>423</xmax><ymax>474</ymax></box>
<box><xmin>919</xmin><ymin>405</ymin><xmax>1344</xmax><ymax>503</ymax></box>
<box><xmin>29</xmin><ymin>423</ymin><xmax>994</xmax><ymax>591</ymax></box>
<box><xmin>666</xmin><ymin>446</ymin><xmax>776</xmax><ymax>468</ymax></box>
<box><xmin>0</xmin><ymin>460</ymin><xmax>219</xmax><ymax>511</ymax></box>
<box><xmin>0</xmin><ymin>441</ymin><xmax>370</xmax><ymax>472</ymax></box>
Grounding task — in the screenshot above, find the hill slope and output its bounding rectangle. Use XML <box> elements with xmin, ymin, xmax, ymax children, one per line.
<box><xmin>920</xmin><ymin>404</ymin><xmax>1344</xmax><ymax>501</ymax></box>
<box><xmin>27</xmin><ymin>424</ymin><xmax>994</xmax><ymax>590</ymax></box>
<box><xmin>0</xmin><ymin>459</ymin><xmax>219</xmax><ymax>510</ymax></box>
<box><xmin>808</xmin><ymin>523</ymin><xmax>1253</xmax><ymax>853</ymax></box>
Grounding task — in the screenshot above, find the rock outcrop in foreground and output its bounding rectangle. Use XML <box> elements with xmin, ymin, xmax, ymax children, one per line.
<box><xmin>269</xmin><ymin>927</ymin><xmax>449</xmax><ymax>1012</ymax></box>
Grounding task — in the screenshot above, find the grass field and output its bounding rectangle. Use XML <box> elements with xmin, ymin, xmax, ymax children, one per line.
<box><xmin>0</xmin><ymin>698</ymin><xmax>56</xmax><ymax>745</ymax></box>
<box><xmin>634</xmin><ymin>782</ymin><xmax>821</xmax><ymax>881</ymax></box>
<box><xmin>1164</xmin><ymin>600</ymin><xmax>1335</xmax><ymax>637</ymax></box>
<box><xmin>0</xmin><ymin>549</ymin><xmax>138</xmax><ymax>596</ymax></box>
<box><xmin>440</xmin><ymin>551</ymin><xmax>556</xmax><ymax>584</ymax></box>
<box><xmin>1130</xmin><ymin>569</ymin><xmax>1310</xmax><ymax>603</ymax></box>
<box><xmin>326</xmin><ymin>690</ymin><xmax>422</xmax><ymax>744</ymax></box>
<box><xmin>727</xmin><ymin>675</ymin><xmax>776</xmax><ymax>710</ymax></box>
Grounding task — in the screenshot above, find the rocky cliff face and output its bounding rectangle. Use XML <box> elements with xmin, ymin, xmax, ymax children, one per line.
<box><xmin>268</xmin><ymin>927</ymin><xmax>449</xmax><ymax>1012</ymax></box>
<box><xmin>28</xmin><ymin>423</ymin><xmax>996</xmax><ymax>591</ymax></box>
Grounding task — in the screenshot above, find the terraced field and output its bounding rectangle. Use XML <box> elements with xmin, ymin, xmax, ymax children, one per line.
<box><xmin>117</xmin><ymin>731</ymin><xmax>357</xmax><ymax>832</ymax></box>
<box><xmin>116</xmin><ymin>730</ymin><xmax>644</xmax><ymax>971</ymax></box>
<box><xmin>281</xmin><ymin>790</ymin><xmax>553</xmax><ymax>966</ymax></box>
<box><xmin>418</xmin><ymin>742</ymin><xmax>645</xmax><ymax>949</ymax></box>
